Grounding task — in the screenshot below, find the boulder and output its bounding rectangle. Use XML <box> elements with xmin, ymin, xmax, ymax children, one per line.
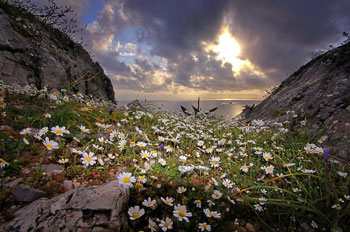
<box><xmin>4</xmin><ymin>180</ymin><xmax>129</xmax><ymax>232</ymax></box>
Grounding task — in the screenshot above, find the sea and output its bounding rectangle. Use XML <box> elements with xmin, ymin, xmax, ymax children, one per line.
<box><xmin>117</xmin><ymin>99</ymin><xmax>261</xmax><ymax>119</ymax></box>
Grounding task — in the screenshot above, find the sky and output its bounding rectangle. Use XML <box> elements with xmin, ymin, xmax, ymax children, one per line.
<box><xmin>32</xmin><ymin>0</ymin><xmax>350</xmax><ymax>100</ymax></box>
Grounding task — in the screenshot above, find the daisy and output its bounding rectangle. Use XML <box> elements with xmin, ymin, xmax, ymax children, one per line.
<box><xmin>136</xmin><ymin>141</ymin><xmax>147</xmax><ymax>148</ymax></box>
<box><xmin>177</xmin><ymin>186</ymin><xmax>187</xmax><ymax>194</ymax></box>
<box><xmin>206</xmin><ymin>147</ymin><xmax>213</xmax><ymax>154</ymax></box>
<box><xmin>38</xmin><ymin>127</ymin><xmax>49</xmax><ymax>136</ymax></box>
<box><xmin>81</xmin><ymin>152</ymin><xmax>97</xmax><ymax>166</ymax></box>
<box><xmin>20</xmin><ymin>128</ymin><xmax>31</xmax><ymax>135</ymax></box>
<box><xmin>173</xmin><ymin>204</ymin><xmax>192</xmax><ymax>222</ymax></box>
<box><xmin>161</xmin><ymin>197</ymin><xmax>174</xmax><ymax>206</ymax></box>
<box><xmin>254</xmin><ymin>204</ymin><xmax>263</xmax><ymax>211</ymax></box>
<box><xmin>142</xmin><ymin>197</ymin><xmax>157</xmax><ymax>208</ymax></box>
<box><xmin>332</xmin><ymin>204</ymin><xmax>341</xmax><ymax>210</ymax></box>
<box><xmin>159</xmin><ymin>217</ymin><xmax>173</xmax><ymax>231</ymax></box>
<box><xmin>107</xmin><ymin>153</ymin><xmax>116</xmax><ymax>160</ymax></box>
<box><xmin>118</xmin><ymin>172</ymin><xmax>136</xmax><ymax>188</ymax></box>
<box><xmin>199</xmin><ymin>222</ymin><xmax>211</xmax><ymax>231</ymax></box>
<box><xmin>222</xmin><ymin>179</ymin><xmax>233</xmax><ymax>189</ymax></box>
<box><xmin>337</xmin><ymin>171</ymin><xmax>348</xmax><ymax>177</ymax></box>
<box><xmin>119</xmin><ymin>140</ymin><xmax>127</xmax><ymax>150</ymax></box>
<box><xmin>262</xmin><ymin>165</ymin><xmax>274</xmax><ymax>174</ymax></box>
<box><xmin>44</xmin><ymin>113</ymin><xmax>51</xmax><ymax>118</ymax></box>
<box><xmin>140</xmin><ymin>150</ymin><xmax>150</xmax><ymax>161</ymax></box>
<box><xmin>158</xmin><ymin>158</ymin><xmax>167</xmax><ymax>166</ymax></box>
<box><xmin>51</xmin><ymin>126</ymin><xmax>70</xmax><ymax>136</ymax></box>
<box><xmin>203</xmin><ymin>208</ymin><xmax>221</xmax><ymax>218</ymax></box>
<box><xmin>194</xmin><ymin>199</ymin><xmax>202</xmax><ymax>208</ymax></box>
<box><xmin>128</xmin><ymin>205</ymin><xmax>145</xmax><ymax>220</ymax></box>
<box><xmin>138</xmin><ymin>175</ymin><xmax>147</xmax><ymax>184</ymax></box>
<box><xmin>0</xmin><ymin>158</ymin><xmax>9</xmax><ymax>169</ymax></box>
<box><xmin>211</xmin><ymin>190</ymin><xmax>222</xmax><ymax>200</ymax></box>
<box><xmin>165</xmin><ymin>145</ymin><xmax>173</xmax><ymax>152</ymax></box>
<box><xmin>148</xmin><ymin>218</ymin><xmax>157</xmax><ymax>232</ymax></box>
<box><xmin>210</xmin><ymin>157</ymin><xmax>220</xmax><ymax>168</ymax></box>
<box><xmin>150</xmin><ymin>150</ymin><xmax>158</xmax><ymax>158</ymax></box>
<box><xmin>263</xmin><ymin>152</ymin><xmax>273</xmax><ymax>161</ymax></box>
<box><xmin>43</xmin><ymin>137</ymin><xmax>59</xmax><ymax>150</ymax></box>
<box><xmin>98</xmin><ymin>137</ymin><xmax>105</xmax><ymax>144</ymax></box>
<box><xmin>197</xmin><ymin>140</ymin><xmax>205</xmax><ymax>147</ymax></box>
<box><xmin>207</xmin><ymin>200</ymin><xmax>215</xmax><ymax>206</ymax></box>
<box><xmin>23</xmin><ymin>138</ymin><xmax>29</xmax><ymax>145</ymax></box>
<box><xmin>58</xmin><ymin>158</ymin><xmax>68</xmax><ymax>164</ymax></box>
<box><xmin>240</xmin><ymin>164</ymin><xmax>249</xmax><ymax>172</ymax></box>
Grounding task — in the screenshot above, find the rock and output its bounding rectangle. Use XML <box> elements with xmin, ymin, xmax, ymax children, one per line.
<box><xmin>5</xmin><ymin>180</ymin><xmax>129</xmax><ymax>232</ymax></box>
<box><xmin>12</xmin><ymin>185</ymin><xmax>46</xmax><ymax>202</ymax></box>
<box><xmin>0</xmin><ymin>2</ymin><xmax>116</xmax><ymax>103</ymax></box>
<box><xmin>41</xmin><ymin>163</ymin><xmax>64</xmax><ymax>174</ymax></box>
<box><xmin>63</xmin><ymin>180</ymin><xmax>74</xmax><ymax>191</ymax></box>
<box><xmin>245</xmin><ymin>223</ymin><xmax>256</xmax><ymax>232</ymax></box>
<box><xmin>5</xmin><ymin>178</ymin><xmax>23</xmax><ymax>189</ymax></box>
<box><xmin>241</xmin><ymin>41</ymin><xmax>350</xmax><ymax>161</ymax></box>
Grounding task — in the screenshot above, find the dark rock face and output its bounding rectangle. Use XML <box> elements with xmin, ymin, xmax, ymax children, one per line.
<box><xmin>242</xmin><ymin>42</ymin><xmax>350</xmax><ymax>161</ymax></box>
<box><xmin>0</xmin><ymin>2</ymin><xmax>115</xmax><ymax>103</ymax></box>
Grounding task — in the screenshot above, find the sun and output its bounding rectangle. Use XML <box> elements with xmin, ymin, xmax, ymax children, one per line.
<box><xmin>213</xmin><ymin>28</ymin><xmax>245</xmax><ymax>72</ymax></box>
<box><xmin>204</xmin><ymin>27</ymin><xmax>245</xmax><ymax>72</ymax></box>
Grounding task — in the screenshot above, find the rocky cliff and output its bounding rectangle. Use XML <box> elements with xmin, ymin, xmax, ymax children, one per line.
<box><xmin>0</xmin><ymin>1</ymin><xmax>116</xmax><ymax>103</ymax></box>
<box><xmin>242</xmin><ymin>42</ymin><xmax>350</xmax><ymax>160</ymax></box>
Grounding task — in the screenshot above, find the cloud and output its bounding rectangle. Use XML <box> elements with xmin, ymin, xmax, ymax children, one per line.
<box><xmin>32</xmin><ymin>0</ymin><xmax>350</xmax><ymax>99</ymax></box>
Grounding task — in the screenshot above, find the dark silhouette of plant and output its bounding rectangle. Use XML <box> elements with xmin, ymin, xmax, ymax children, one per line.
<box><xmin>180</xmin><ymin>97</ymin><xmax>217</xmax><ymax>117</ymax></box>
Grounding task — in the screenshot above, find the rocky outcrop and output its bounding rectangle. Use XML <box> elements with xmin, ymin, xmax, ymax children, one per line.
<box><xmin>241</xmin><ymin>42</ymin><xmax>350</xmax><ymax>160</ymax></box>
<box><xmin>0</xmin><ymin>1</ymin><xmax>115</xmax><ymax>103</ymax></box>
<box><xmin>3</xmin><ymin>180</ymin><xmax>129</xmax><ymax>232</ymax></box>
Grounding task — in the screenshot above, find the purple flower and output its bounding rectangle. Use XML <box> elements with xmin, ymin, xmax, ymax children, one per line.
<box><xmin>109</xmin><ymin>108</ymin><xmax>113</xmax><ymax>115</ymax></box>
<box><xmin>323</xmin><ymin>148</ymin><xmax>328</xmax><ymax>163</ymax></box>
<box><xmin>160</xmin><ymin>144</ymin><xmax>164</xmax><ymax>151</ymax></box>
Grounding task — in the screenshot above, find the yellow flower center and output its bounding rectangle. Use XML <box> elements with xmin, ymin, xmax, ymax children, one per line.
<box><xmin>164</xmin><ymin>222</ymin><xmax>169</xmax><ymax>227</ymax></box>
<box><xmin>56</xmin><ymin>129</ymin><xmax>62</xmax><ymax>134</ymax></box>
<box><xmin>266</xmin><ymin>156</ymin><xmax>270</xmax><ymax>160</ymax></box>
<box><xmin>0</xmin><ymin>158</ymin><xmax>4</xmax><ymax>163</ymax></box>
<box><xmin>132</xmin><ymin>212</ymin><xmax>139</xmax><ymax>218</ymax></box>
<box><xmin>165</xmin><ymin>200</ymin><xmax>170</xmax><ymax>204</ymax></box>
<box><xmin>212</xmin><ymin>161</ymin><xmax>217</xmax><ymax>165</ymax></box>
<box><xmin>136</xmin><ymin>183</ymin><xmax>143</xmax><ymax>188</ymax></box>
<box><xmin>123</xmin><ymin>177</ymin><xmax>130</xmax><ymax>183</ymax></box>
<box><xmin>226</xmin><ymin>182</ymin><xmax>230</xmax><ymax>186</ymax></box>
<box><xmin>86</xmin><ymin>157</ymin><xmax>92</xmax><ymax>162</ymax></box>
<box><xmin>203</xmin><ymin>223</ymin><xmax>207</xmax><ymax>228</ymax></box>
<box><xmin>243</xmin><ymin>166</ymin><xmax>247</xmax><ymax>169</ymax></box>
<box><xmin>209</xmin><ymin>212</ymin><xmax>213</xmax><ymax>216</ymax></box>
<box><xmin>267</xmin><ymin>168</ymin><xmax>272</xmax><ymax>172</ymax></box>
<box><xmin>46</xmin><ymin>143</ymin><xmax>52</xmax><ymax>148</ymax></box>
<box><xmin>178</xmin><ymin>210</ymin><xmax>186</xmax><ymax>217</ymax></box>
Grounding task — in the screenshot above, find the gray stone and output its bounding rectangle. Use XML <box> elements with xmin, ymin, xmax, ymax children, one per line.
<box><xmin>0</xmin><ymin>3</ymin><xmax>116</xmax><ymax>103</ymax></box>
<box><xmin>41</xmin><ymin>163</ymin><xmax>64</xmax><ymax>174</ymax></box>
<box><xmin>63</xmin><ymin>180</ymin><xmax>74</xmax><ymax>191</ymax></box>
<box><xmin>5</xmin><ymin>178</ymin><xmax>23</xmax><ymax>189</ymax></box>
<box><xmin>5</xmin><ymin>180</ymin><xmax>129</xmax><ymax>232</ymax></box>
<box><xmin>12</xmin><ymin>186</ymin><xmax>46</xmax><ymax>202</ymax></box>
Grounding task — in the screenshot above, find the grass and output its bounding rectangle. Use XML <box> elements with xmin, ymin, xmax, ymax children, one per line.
<box><xmin>0</xmin><ymin>81</ymin><xmax>349</xmax><ymax>231</ymax></box>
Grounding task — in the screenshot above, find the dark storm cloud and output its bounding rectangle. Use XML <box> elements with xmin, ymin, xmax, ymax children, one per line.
<box><xmin>31</xmin><ymin>0</ymin><xmax>350</xmax><ymax>95</ymax></box>
<box><xmin>116</xmin><ymin>0</ymin><xmax>350</xmax><ymax>92</ymax></box>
